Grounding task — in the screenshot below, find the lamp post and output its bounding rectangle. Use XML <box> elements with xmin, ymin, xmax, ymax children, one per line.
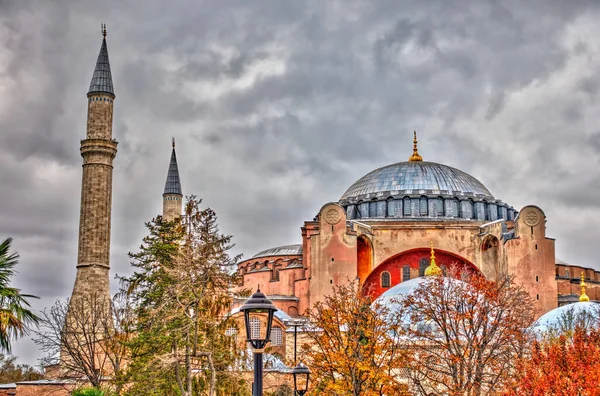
<box><xmin>291</xmin><ymin>362</ymin><xmax>311</xmax><ymax>395</ymax></box>
<box><xmin>283</xmin><ymin>317</ymin><xmax>306</xmax><ymax>364</ymax></box>
<box><xmin>239</xmin><ymin>288</ymin><xmax>277</xmax><ymax>396</ymax></box>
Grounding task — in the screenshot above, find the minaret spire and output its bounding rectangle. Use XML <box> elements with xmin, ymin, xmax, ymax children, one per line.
<box><xmin>408</xmin><ymin>131</ymin><xmax>423</xmax><ymax>162</ymax></box>
<box><xmin>163</xmin><ymin>139</ymin><xmax>183</xmax><ymax>221</ymax></box>
<box><xmin>88</xmin><ymin>24</ymin><xmax>114</xmax><ymax>97</ymax></box>
<box><xmin>425</xmin><ymin>242</ymin><xmax>442</xmax><ymax>276</ymax></box>
<box><xmin>580</xmin><ymin>272</ymin><xmax>590</xmax><ymax>302</ymax></box>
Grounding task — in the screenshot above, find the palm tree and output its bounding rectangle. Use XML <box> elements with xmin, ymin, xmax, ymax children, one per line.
<box><xmin>0</xmin><ymin>238</ymin><xmax>40</xmax><ymax>353</ymax></box>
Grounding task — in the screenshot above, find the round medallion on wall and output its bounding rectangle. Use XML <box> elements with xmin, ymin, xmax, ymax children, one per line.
<box><xmin>522</xmin><ymin>208</ymin><xmax>541</xmax><ymax>227</ymax></box>
<box><xmin>324</xmin><ymin>207</ymin><xmax>342</xmax><ymax>225</ymax></box>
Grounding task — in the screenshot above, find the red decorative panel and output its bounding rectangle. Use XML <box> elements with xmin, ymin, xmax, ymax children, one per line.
<box><xmin>362</xmin><ymin>248</ymin><xmax>479</xmax><ymax>300</ymax></box>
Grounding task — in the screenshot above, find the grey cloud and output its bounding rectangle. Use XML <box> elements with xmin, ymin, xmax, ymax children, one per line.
<box><xmin>3</xmin><ymin>0</ymin><xmax>600</xmax><ymax>366</ymax></box>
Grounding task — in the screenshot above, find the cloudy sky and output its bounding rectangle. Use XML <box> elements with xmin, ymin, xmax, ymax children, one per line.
<box><xmin>2</xmin><ymin>0</ymin><xmax>600</xmax><ymax>365</ymax></box>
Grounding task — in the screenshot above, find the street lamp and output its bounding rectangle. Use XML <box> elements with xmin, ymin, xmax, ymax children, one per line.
<box><xmin>239</xmin><ymin>288</ymin><xmax>277</xmax><ymax>396</ymax></box>
<box><xmin>291</xmin><ymin>362</ymin><xmax>311</xmax><ymax>395</ymax></box>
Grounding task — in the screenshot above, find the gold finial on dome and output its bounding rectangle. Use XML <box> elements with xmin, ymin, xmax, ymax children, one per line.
<box><xmin>408</xmin><ymin>131</ymin><xmax>423</xmax><ymax>162</ymax></box>
<box><xmin>425</xmin><ymin>241</ymin><xmax>442</xmax><ymax>276</ymax></box>
<box><xmin>580</xmin><ymin>272</ymin><xmax>590</xmax><ymax>302</ymax></box>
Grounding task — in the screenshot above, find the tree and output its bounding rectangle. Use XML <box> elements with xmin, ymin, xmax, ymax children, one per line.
<box><xmin>301</xmin><ymin>281</ymin><xmax>409</xmax><ymax>396</ymax></box>
<box><xmin>398</xmin><ymin>273</ymin><xmax>534</xmax><ymax>396</ymax></box>
<box><xmin>33</xmin><ymin>293</ymin><xmax>134</xmax><ymax>393</ymax></box>
<box><xmin>506</xmin><ymin>326</ymin><xmax>600</xmax><ymax>395</ymax></box>
<box><xmin>0</xmin><ymin>237</ymin><xmax>40</xmax><ymax>353</ymax></box>
<box><xmin>122</xmin><ymin>196</ymin><xmax>244</xmax><ymax>396</ymax></box>
<box><xmin>0</xmin><ymin>354</ymin><xmax>43</xmax><ymax>383</ymax></box>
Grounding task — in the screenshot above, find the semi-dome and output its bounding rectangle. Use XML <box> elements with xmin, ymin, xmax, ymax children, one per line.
<box><xmin>375</xmin><ymin>276</ymin><xmax>467</xmax><ymax>314</ymax></box>
<box><xmin>533</xmin><ymin>275</ymin><xmax>600</xmax><ymax>335</ymax></box>
<box><xmin>252</xmin><ymin>244</ymin><xmax>302</xmax><ymax>259</ymax></box>
<box><xmin>340</xmin><ymin>133</ymin><xmax>515</xmax><ymax>221</ymax></box>
<box><xmin>533</xmin><ymin>302</ymin><xmax>600</xmax><ymax>335</ymax></box>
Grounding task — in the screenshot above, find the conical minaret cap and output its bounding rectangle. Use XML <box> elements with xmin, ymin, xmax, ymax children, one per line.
<box><xmin>88</xmin><ymin>24</ymin><xmax>114</xmax><ymax>97</ymax></box>
<box><xmin>164</xmin><ymin>138</ymin><xmax>182</xmax><ymax>195</ymax></box>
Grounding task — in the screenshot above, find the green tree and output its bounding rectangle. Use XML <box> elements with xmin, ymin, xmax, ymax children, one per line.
<box><xmin>121</xmin><ymin>196</ymin><xmax>245</xmax><ymax>396</ymax></box>
<box><xmin>0</xmin><ymin>238</ymin><xmax>40</xmax><ymax>353</ymax></box>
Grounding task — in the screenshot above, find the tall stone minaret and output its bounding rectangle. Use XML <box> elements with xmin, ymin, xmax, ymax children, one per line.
<box><xmin>69</xmin><ymin>25</ymin><xmax>116</xmax><ymax>305</ymax></box>
<box><xmin>162</xmin><ymin>138</ymin><xmax>183</xmax><ymax>221</ymax></box>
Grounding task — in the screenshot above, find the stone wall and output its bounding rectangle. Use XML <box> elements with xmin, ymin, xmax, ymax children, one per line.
<box><xmin>162</xmin><ymin>194</ymin><xmax>182</xmax><ymax>221</ymax></box>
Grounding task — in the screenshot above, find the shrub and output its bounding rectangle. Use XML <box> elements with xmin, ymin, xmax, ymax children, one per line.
<box><xmin>71</xmin><ymin>387</ymin><xmax>105</xmax><ymax>396</ymax></box>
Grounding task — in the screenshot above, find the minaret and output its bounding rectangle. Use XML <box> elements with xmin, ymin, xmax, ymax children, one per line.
<box><xmin>69</xmin><ymin>25</ymin><xmax>116</xmax><ymax>305</ymax></box>
<box><xmin>162</xmin><ymin>138</ymin><xmax>183</xmax><ymax>221</ymax></box>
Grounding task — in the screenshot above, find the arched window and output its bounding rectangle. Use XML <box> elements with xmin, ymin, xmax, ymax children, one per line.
<box><xmin>369</xmin><ymin>200</ymin><xmax>378</xmax><ymax>218</ymax></box>
<box><xmin>225</xmin><ymin>327</ymin><xmax>238</xmax><ymax>337</ymax></box>
<box><xmin>387</xmin><ymin>198</ymin><xmax>395</xmax><ymax>217</ymax></box>
<box><xmin>270</xmin><ymin>326</ymin><xmax>283</xmax><ymax>346</ymax></box>
<box><xmin>249</xmin><ymin>317</ymin><xmax>261</xmax><ymax>339</ymax></box>
<box><xmin>420</xmin><ymin>196</ymin><xmax>428</xmax><ymax>216</ymax></box>
<box><xmin>436</xmin><ymin>197</ymin><xmax>444</xmax><ymax>217</ymax></box>
<box><xmin>403</xmin><ymin>197</ymin><xmax>411</xmax><ymax>216</ymax></box>
<box><xmin>419</xmin><ymin>258</ymin><xmax>429</xmax><ymax>277</ymax></box>
<box><xmin>381</xmin><ymin>271</ymin><xmax>391</xmax><ymax>288</ymax></box>
<box><xmin>402</xmin><ymin>265</ymin><xmax>411</xmax><ymax>282</ymax></box>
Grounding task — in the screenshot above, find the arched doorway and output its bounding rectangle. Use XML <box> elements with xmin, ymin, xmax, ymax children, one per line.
<box><xmin>357</xmin><ymin>235</ymin><xmax>373</xmax><ymax>285</ymax></box>
<box><xmin>363</xmin><ymin>247</ymin><xmax>480</xmax><ymax>299</ymax></box>
<box><xmin>481</xmin><ymin>235</ymin><xmax>501</xmax><ymax>279</ymax></box>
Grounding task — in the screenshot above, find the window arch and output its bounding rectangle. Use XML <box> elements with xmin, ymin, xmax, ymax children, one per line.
<box><xmin>369</xmin><ymin>200</ymin><xmax>378</xmax><ymax>218</ymax></box>
<box><xmin>271</xmin><ymin>326</ymin><xmax>283</xmax><ymax>346</ymax></box>
<box><xmin>225</xmin><ymin>327</ymin><xmax>238</xmax><ymax>337</ymax></box>
<box><xmin>419</xmin><ymin>258</ymin><xmax>429</xmax><ymax>277</ymax></box>
<box><xmin>420</xmin><ymin>196</ymin><xmax>428</xmax><ymax>216</ymax></box>
<box><xmin>386</xmin><ymin>197</ymin><xmax>395</xmax><ymax>217</ymax></box>
<box><xmin>436</xmin><ymin>197</ymin><xmax>444</xmax><ymax>217</ymax></box>
<box><xmin>381</xmin><ymin>271</ymin><xmax>391</xmax><ymax>288</ymax></box>
<box><xmin>402</xmin><ymin>265</ymin><xmax>411</xmax><ymax>282</ymax></box>
<box><xmin>403</xmin><ymin>197</ymin><xmax>411</xmax><ymax>216</ymax></box>
<box><xmin>249</xmin><ymin>317</ymin><xmax>261</xmax><ymax>339</ymax></box>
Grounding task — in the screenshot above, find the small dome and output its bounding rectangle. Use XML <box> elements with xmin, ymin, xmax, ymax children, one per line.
<box><xmin>341</xmin><ymin>161</ymin><xmax>494</xmax><ymax>202</ymax></box>
<box><xmin>533</xmin><ymin>302</ymin><xmax>600</xmax><ymax>335</ymax></box>
<box><xmin>252</xmin><ymin>244</ymin><xmax>303</xmax><ymax>259</ymax></box>
<box><xmin>373</xmin><ymin>276</ymin><xmax>468</xmax><ymax>335</ymax></box>
<box><xmin>375</xmin><ymin>277</ymin><xmax>467</xmax><ymax>308</ymax></box>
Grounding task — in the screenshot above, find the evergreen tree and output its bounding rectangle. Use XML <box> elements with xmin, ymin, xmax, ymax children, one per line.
<box><xmin>121</xmin><ymin>196</ymin><xmax>246</xmax><ymax>396</ymax></box>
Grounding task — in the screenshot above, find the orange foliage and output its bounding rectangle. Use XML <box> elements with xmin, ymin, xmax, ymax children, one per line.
<box><xmin>506</xmin><ymin>327</ymin><xmax>600</xmax><ymax>396</ymax></box>
<box><xmin>301</xmin><ymin>281</ymin><xmax>409</xmax><ymax>396</ymax></box>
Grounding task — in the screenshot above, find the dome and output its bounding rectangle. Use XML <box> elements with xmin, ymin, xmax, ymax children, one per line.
<box><xmin>375</xmin><ymin>276</ymin><xmax>467</xmax><ymax>312</ymax></box>
<box><xmin>373</xmin><ymin>276</ymin><xmax>468</xmax><ymax>333</ymax></box>
<box><xmin>252</xmin><ymin>244</ymin><xmax>302</xmax><ymax>259</ymax></box>
<box><xmin>341</xmin><ymin>161</ymin><xmax>493</xmax><ymax>202</ymax></box>
<box><xmin>340</xmin><ymin>161</ymin><xmax>515</xmax><ymax>221</ymax></box>
<box><xmin>533</xmin><ymin>302</ymin><xmax>600</xmax><ymax>335</ymax></box>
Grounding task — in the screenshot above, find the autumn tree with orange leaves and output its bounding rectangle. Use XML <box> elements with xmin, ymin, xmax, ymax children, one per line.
<box><xmin>398</xmin><ymin>273</ymin><xmax>534</xmax><ymax>396</ymax></box>
<box><xmin>301</xmin><ymin>281</ymin><xmax>409</xmax><ymax>396</ymax></box>
<box><xmin>505</xmin><ymin>326</ymin><xmax>600</xmax><ymax>396</ymax></box>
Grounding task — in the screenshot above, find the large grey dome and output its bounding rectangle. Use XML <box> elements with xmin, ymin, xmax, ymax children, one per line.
<box><xmin>340</xmin><ymin>161</ymin><xmax>515</xmax><ymax>222</ymax></box>
<box><xmin>341</xmin><ymin>161</ymin><xmax>493</xmax><ymax>201</ymax></box>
